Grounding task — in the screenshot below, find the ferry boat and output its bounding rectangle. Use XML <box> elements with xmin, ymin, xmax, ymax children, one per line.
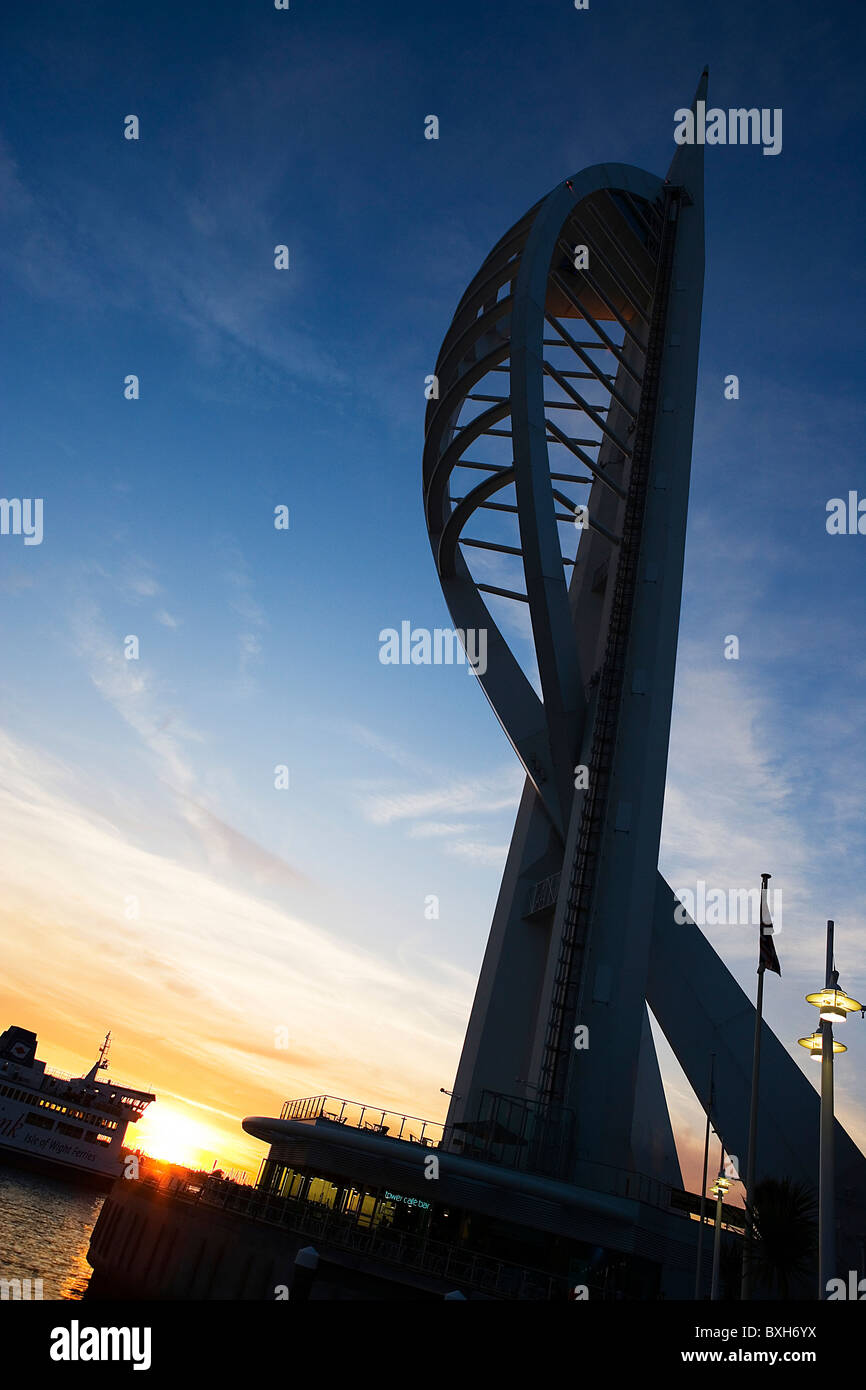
<box><xmin>0</xmin><ymin>1026</ymin><xmax>154</xmax><ymax>1189</ymax></box>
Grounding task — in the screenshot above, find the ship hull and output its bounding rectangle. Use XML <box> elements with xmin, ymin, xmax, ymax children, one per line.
<box><xmin>0</xmin><ymin>1142</ymin><xmax>117</xmax><ymax>1191</ymax></box>
<box><xmin>0</xmin><ymin>1024</ymin><xmax>154</xmax><ymax>1192</ymax></box>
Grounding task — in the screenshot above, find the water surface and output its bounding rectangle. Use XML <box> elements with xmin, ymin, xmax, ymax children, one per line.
<box><xmin>0</xmin><ymin>1166</ymin><xmax>102</xmax><ymax>1299</ymax></box>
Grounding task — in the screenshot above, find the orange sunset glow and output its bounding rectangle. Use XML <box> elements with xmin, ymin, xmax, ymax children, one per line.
<box><xmin>0</xmin><ymin>729</ymin><xmax>463</xmax><ymax>1177</ymax></box>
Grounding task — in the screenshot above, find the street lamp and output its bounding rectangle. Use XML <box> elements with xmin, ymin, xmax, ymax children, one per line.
<box><xmin>797</xmin><ymin>1031</ymin><xmax>846</xmax><ymax>1060</ymax></box>
<box><xmin>797</xmin><ymin>919</ymin><xmax>863</xmax><ymax>1300</ymax></box>
<box><xmin>709</xmin><ymin>1166</ymin><xmax>731</xmax><ymax>1302</ymax></box>
<box><xmin>805</xmin><ymin>988</ymin><xmax>863</xmax><ymax>1024</ymax></box>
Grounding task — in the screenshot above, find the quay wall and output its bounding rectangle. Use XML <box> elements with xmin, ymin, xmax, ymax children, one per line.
<box><xmin>86</xmin><ymin>1179</ymin><xmax>447</xmax><ymax>1300</ymax></box>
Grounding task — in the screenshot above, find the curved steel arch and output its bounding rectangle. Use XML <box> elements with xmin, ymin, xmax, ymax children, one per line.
<box><xmin>421</xmin><ymin>113</ymin><xmax>701</xmax><ymax>1185</ymax></box>
<box><xmin>423</xmin><ymin>163</ymin><xmax>665</xmax><ymax>836</ymax></box>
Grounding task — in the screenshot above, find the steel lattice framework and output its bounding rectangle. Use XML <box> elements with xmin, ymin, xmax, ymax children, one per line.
<box><xmin>424</xmin><ymin>163</ymin><xmax>681</xmax><ymax>1121</ymax></box>
<box><xmin>424</xmin><ymin>170</ymin><xmax>664</xmax><ymax>840</ymax></box>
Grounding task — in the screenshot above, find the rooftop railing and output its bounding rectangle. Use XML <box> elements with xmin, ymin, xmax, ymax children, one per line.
<box><xmin>279</xmin><ymin>1095</ymin><xmax>445</xmax><ymax>1147</ymax></box>
<box><xmin>39</xmin><ymin>1067</ymin><xmax>156</xmax><ymax>1099</ymax></box>
<box><xmin>276</xmin><ymin>1093</ymin><xmax>698</xmax><ymax>1222</ymax></box>
<box><xmin>44</xmin><ymin>1066</ymin><xmax>72</xmax><ymax>1082</ymax></box>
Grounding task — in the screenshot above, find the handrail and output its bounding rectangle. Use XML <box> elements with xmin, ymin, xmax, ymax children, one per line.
<box><xmin>279</xmin><ymin>1094</ymin><xmax>446</xmax><ymax>1147</ymax></box>
<box><xmin>275</xmin><ymin>1095</ymin><xmax>694</xmax><ymax>1218</ymax></box>
<box><xmin>191</xmin><ymin>1179</ymin><xmax>565</xmax><ymax>1300</ymax></box>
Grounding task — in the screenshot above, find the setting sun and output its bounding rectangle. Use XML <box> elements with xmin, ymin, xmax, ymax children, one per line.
<box><xmin>133</xmin><ymin>1103</ymin><xmax>222</xmax><ymax>1171</ymax></box>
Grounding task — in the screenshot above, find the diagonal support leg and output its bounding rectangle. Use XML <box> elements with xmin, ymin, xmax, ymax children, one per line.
<box><xmin>647</xmin><ymin>871</ymin><xmax>866</xmax><ymax>1276</ymax></box>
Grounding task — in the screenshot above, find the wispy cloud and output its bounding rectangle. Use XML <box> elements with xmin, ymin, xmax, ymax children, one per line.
<box><xmin>359</xmin><ymin>767</ymin><xmax>523</xmax><ymax>828</ymax></box>
<box><xmin>222</xmin><ymin>545</ymin><xmax>267</xmax><ymax>687</ymax></box>
<box><xmin>0</xmin><ymin>726</ymin><xmax>466</xmax><ymax>1169</ymax></box>
<box><xmin>446</xmin><ymin>840</ymin><xmax>509</xmax><ymax>866</ymax></box>
<box><xmin>0</xmin><ymin>124</ymin><xmax>345</xmax><ymax>391</ymax></box>
<box><xmin>339</xmin><ymin>721</ymin><xmax>433</xmax><ymax>777</ymax></box>
<box><xmin>407</xmin><ymin>821</ymin><xmax>474</xmax><ymax>839</ymax></box>
<box><xmin>70</xmin><ymin>598</ymin><xmax>305</xmax><ymax>896</ymax></box>
<box><xmin>353</xmin><ymin>761</ymin><xmax>522</xmax><ymax>866</ymax></box>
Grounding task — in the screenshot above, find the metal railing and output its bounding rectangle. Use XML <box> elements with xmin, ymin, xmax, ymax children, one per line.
<box><xmin>279</xmin><ymin>1095</ymin><xmax>445</xmax><ymax>1147</ymax></box>
<box><xmin>276</xmin><ymin>1093</ymin><xmax>690</xmax><ymax>1218</ymax></box>
<box><xmin>192</xmin><ymin>1179</ymin><xmax>563</xmax><ymax>1300</ymax></box>
<box><xmin>572</xmin><ymin>1159</ymin><xmax>676</xmax><ymax>1212</ymax></box>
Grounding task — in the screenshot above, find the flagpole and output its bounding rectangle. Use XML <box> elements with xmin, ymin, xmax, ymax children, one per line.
<box><xmin>741</xmin><ymin>871</ymin><xmax>772</xmax><ymax>1301</ymax></box>
<box><xmin>694</xmin><ymin>1052</ymin><xmax>715</xmax><ymax>1299</ymax></box>
<box><xmin>710</xmin><ymin>1135</ymin><xmax>726</xmax><ymax>1301</ymax></box>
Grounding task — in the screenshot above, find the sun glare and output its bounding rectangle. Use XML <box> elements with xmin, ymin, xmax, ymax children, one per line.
<box><xmin>133</xmin><ymin>1103</ymin><xmax>220</xmax><ymax>1170</ymax></box>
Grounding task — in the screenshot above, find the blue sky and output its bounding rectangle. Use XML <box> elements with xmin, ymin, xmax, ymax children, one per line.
<box><xmin>0</xmin><ymin>0</ymin><xmax>864</xmax><ymax>1177</ymax></box>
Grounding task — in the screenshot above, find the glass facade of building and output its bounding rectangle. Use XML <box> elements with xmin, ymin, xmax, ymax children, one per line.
<box><xmin>255</xmin><ymin>1155</ymin><xmax>661</xmax><ymax>1298</ymax></box>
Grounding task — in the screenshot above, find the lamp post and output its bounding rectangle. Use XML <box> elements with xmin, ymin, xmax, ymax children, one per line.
<box><xmin>709</xmin><ymin>1152</ymin><xmax>730</xmax><ymax>1302</ymax></box>
<box><xmin>694</xmin><ymin>1053</ymin><xmax>715</xmax><ymax>1300</ymax></box>
<box><xmin>797</xmin><ymin>919</ymin><xmax>863</xmax><ymax>1300</ymax></box>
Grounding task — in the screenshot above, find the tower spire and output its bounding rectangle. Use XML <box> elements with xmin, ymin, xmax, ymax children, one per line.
<box><xmin>666</xmin><ymin>66</ymin><xmax>708</xmax><ymax>192</ymax></box>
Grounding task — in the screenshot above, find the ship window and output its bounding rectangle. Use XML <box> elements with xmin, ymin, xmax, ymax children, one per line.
<box><xmin>95</xmin><ymin>1134</ymin><xmax>112</xmax><ymax>1145</ymax></box>
<box><xmin>57</xmin><ymin>1122</ymin><xmax>83</xmax><ymax>1139</ymax></box>
<box><xmin>85</xmin><ymin>1131</ymin><xmax>99</xmax><ymax>1143</ymax></box>
<box><xmin>25</xmin><ymin>1112</ymin><xmax>54</xmax><ymax>1130</ymax></box>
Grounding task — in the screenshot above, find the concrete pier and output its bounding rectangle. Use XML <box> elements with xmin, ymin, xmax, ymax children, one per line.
<box><xmin>85</xmin><ymin>1175</ymin><xmax>551</xmax><ymax>1300</ymax></box>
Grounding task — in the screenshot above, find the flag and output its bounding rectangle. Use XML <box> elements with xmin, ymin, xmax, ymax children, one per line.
<box><xmin>759</xmin><ymin>879</ymin><xmax>781</xmax><ymax>975</ymax></box>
